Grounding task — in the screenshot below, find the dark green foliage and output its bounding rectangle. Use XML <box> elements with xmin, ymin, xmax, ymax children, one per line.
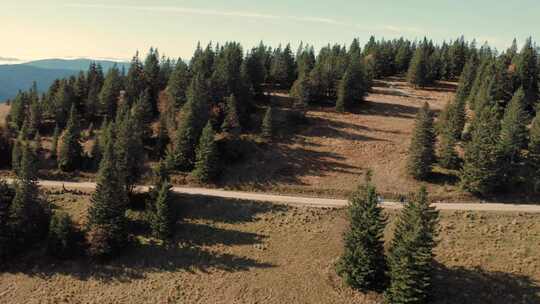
<box><xmin>28</xmin><ymin>98</ymin><xmax>42</xmax><ymax>136</ymax></box>
<box><xmin>455</xmin><ymin>55</ymin><xmax>479</xmax><ymax>103</ymax></box>
<box><xmin>193</xmin><ymin>122</ymin><xmax>220</xmax><ymax>183</ymax></box>
<box><xmin>143</xmin><ymin>48</ymin><xmax>161</xmax><ymax>115</ymax></box>
<box><xmin>290</xmin><ymin>73</ymin><xmax>312</xmax><ymax>107</ymax></box>
<box><xmin>0</xmin><ymin>128</ymin><xmax>11</xmax><ymax>168</ymax></box>
<box><xmin>11</xmin><ymin>140</ymin><xmax>22</xmax><ymax>175</ymax></box>
<box><xmin>155</xmin><ymin>115</ymin><xmax>170</xmax><ymax>159</ymax></box>
<box><xmin>336</xmin><ymin>55</ymin><xmax>368</xmax><ymax>112</ymax></box>
<box><xmin>498</xmin><ymin>88</ymin><xmax>528</xmax><ymax>185</ymax></box>
<box><xmin>54</xmin><ymin>81</ymin><xmax>74</xmax><ymax>128</ymax></box>
<box><xmin>99</xmin><ymin>66</ymin><xmax>122</xmax><ymax>119</ymax></box>
<box><xmin>438</xmin><ymin>131</ymin><xmax>460</xmax><ymax>169</ymax></box>
<box><xmin>384</xmin><ymin>187</ymin><xmax>439</xmax><ymax>304</ymax></box>
<box><xmin>8</xmin><ymin>92</ymin><xmax>28</xmax><ymax>130</ymax></box>
<box><xmin>270</xmin><ymin>44</ymin><xmax>296</xmax><ymax>89</ymax></box>
<box><xmin>47</xmin><ymin>212</ymin><xmax>81</xmax><ymax>259</ymax></box>
<box><xmin>116</xmin><ymin>107</ymin><xmax>146</xmax><ymax>193</ymax></box>
<box><xmin>407</xmin><ymin>103</ymin><xmax>436</xmax><ymax>179</ymax></box>
<box><xmin>460</xmin><ymin>106</ymin><xmax>502</xmax><ymax>195</ymax></box>
<box><xmin>58</xmin><ymin>105</ymin><xmax>83</xmax><ymax>172</ymax></box>
<box><xmin>150</xmin><ymin>182</ymin><xmax>174</xmax><ymax>240</ymax></box>
<box><xmin>86</xmin><ymin>126</ymin><xmax>128</xmax><ymax>258</ymax></box>
<box><xmin>515</xmin><ymin>38</ymin><xmax>539</xmax><ymax>111</ymax></box>
<box><xmin>8</xmin><ymin>144</ymin><xmax>50</xmax><ymax>252</ymax></box>
<box><xmin>261</xmin><ymin>107</ymin><xmax>274</xmax><ymax>139</ymax></box>
<box><xmin>124</xmin><ymin>53</ymin><xmax>146</xmax><ymax>104</ymax></box>
<box><xmin>336</xmin><ymin>173</ymin><xmax>387</xmax><ymax>291</ymax></box>
<box><xmin>407</xmin><ymin>45</ymin><xmax>429</xmax><ymax>87</ymax></box>
<box><xmin>132</xmin><ymin>90</ymin><xmax>153</xmax><ymax>142</ymax></box>
<box><xmin>221</xmin><ymin>95</ymin><xmax>241</xmax><ymax>137</ymax></box>
<box><xmin>438</xmin><ymin>97</ymin><xmax>466</xmax><ymax>141</ymax></box>
<box><xmin>0</xmin><ymin>180</ymin><xmax>15</xmax><ymax>260</ymax></box>
<box><xmin>528</xmin><ymin>109</ymin><xmax>540</xmax><ymax>191</ymax></box>
<box><xmin>167</xmin><ymin>58</ymin><xmax>190</xmax><ymax>109</ymax></box>
<box><xmin>170</xmin><ymin>74</ymin><xmax>210</xmax><ymax>171</ymax></box>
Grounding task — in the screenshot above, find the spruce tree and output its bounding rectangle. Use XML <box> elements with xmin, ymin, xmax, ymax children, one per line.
<box><xmin>385</xmin><ymin>187</ymin><xmax>439</xmax><ymax>304</ymax></box>
<box><xmin>86</xmin><ymin>126</ymin><xmax>128</xmax><ymax>258</ymax></box>
<box><xmin>221</xmin><ymin>95</ymin><xmax>241</xmax><ymax>137</ymax></box>
<box><xmin>155</xmin><ymin>115</ymin><xmax>170</xmax><ymax>159</ymax></box>
<box><xmin>151</xmin><ymin>182</ymin><xmax>174</xmax><ymax>240</ymax></box>
<box><xmin>47</xmin><ymin>212</ymin><xmax>80</xmax><ymax>259</ymax></box>
<box><xmin>9</xmin><ymin>144</ymin><xmax>49</xmax><ymax>251</ymax></box>
<box><xmin>261</xmin><ymin>106</ymin><xmax>274</xmax><ymax>140</ymax></box>
<box><xmin>407</xmin><ymin>47</ymin><xmax>429</xmax><ymax>87</ymax></box>
<box><xmin>0</xmin><ymin>180</ymin><xmax>15</xmax><ymax>260</ymax></box>
<box><xmin>516</xmin><ymin>38</ymin><xmax>539</xmax><ymax>111</ymax></box>
<box><xmin>336</xmin><ymin>56</ymin><xmax>367</xmax><ymax>112</ymax></box>
<box><xmin>528</xmin><ymin>108</ymin><xmax>540</xmax><ymax>191</ymax></box>
<box><xmin>498</xmin><ymin>88</ymin><xmax>528</xmax><ymax>185</ymax></box>
<box><xmin>193</xmin><ymin>122</ymin><xmax>220</xmax><ymax>183</ymax></box>
<box><xmin>290</xmin><ymin>73</ymin><xmax>312</xmax><ymax>107</ymax></box>
<box><xmin>58</xmin><ymin>105</ymin><xmax>83</xmax><ymax>172</ymax></box>
<box><xmin>336</xmin><ymin>173</ymin><xmax>387</xmax><ymax>291</ymax></box>
<box><xmin>167</xmin><ymin>58</ymin><xmax>190</xmax><ymax>109</ymax></box>
<box><xmin>438</xmin><ymin>131</ymin><xmax>460</xmax><ymax>169</ymax></box>
<box><xmin>11</xmin><ymin>140</ymin><xmax>22</xmax><ymax>175</ymax></box>
<box><xmin>99</xmin><ymin>66</ymin><xmax>122</xmax><ymax>119</ymax></box>
<box><xmin>407</xmin><ymin>103</ymin><xmax>436</xmax><ymax>179</ymax></box>
<box><xmin>116</xmin><ymin>109</ymin><xmax>145</xmax><ymax>194</ymax></box>
<box><xmin>460</xmin><ymin>105</ymin><xmax>502</xmax><ymax>194</ymax></box>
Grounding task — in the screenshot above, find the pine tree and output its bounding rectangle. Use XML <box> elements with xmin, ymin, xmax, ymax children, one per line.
<box><xmin>528</xmin><ymin>108</ymin><xmax>540</xmax><ymax>191</ymax></box>
<box><xmin>124</xmin><ymin>52</ymin><xmax>146</xmax><ymax>104</ymax></box>
<box><xmin>460</xmin><ymin>105</ymin><xmax>502</xmax><ymax>195</ymax></box>
<box><xmin>407</xmin><ymin>46</ymin><xmax>429</xmax><ymax>87</ymax></box>
<box><xmin>144</xmin><ymin>48</ymin><xmax>161</xmax><ymax>115</ymax></box>
<box><xmin>11</xmin><ymin>140</ymin><xmax>22</xmax><ymax>175</ymax></box>
<box><xmin>438</xmin><ymin>131</ymin><xmax>460</xmax><ymax>169</ymax></box>
<box><xmin>151</xmin><ymin>182</ymin><xmax>174</xmax><ymax>240</ymax></box>
<box><xmin>47</xmin><ymin>212</ymin><xmax>80</xmax><ymax>259</ymax></box>
<box><xmin>53</xmin><ymin>82</ymin><xmax>74</xmax><ymax>128</ymax></box>
<box><xmin>193</xmin><ymin>122</ymin><xmax>220</xmax><ymax>183</ymax></box>
<box><xmin>455</xmin><ymin>55</ymin><xmax>478</xmax><ymax>103</ymax></box>
<box><xmin>407</xmin><ymin>103</ymin><xmax>436</xmax><ymax>179</ymax></box>
<box><xmin>290</xmin><ymin>73</ymin><xmax>312</xmax><ymax>107</ymax></box>
<box><xmin>221</xmin><ymin>95</ymin><xmax>241</xmax><ymax>136</ymax></box>
<box><xmin>385</xmin><ymin>187</ymin><xmax>439</xmax><ymax>304</ymax></box>
<box><xmin>58</xmin><ymin>105</ymin><xmax>83</xmax><ymax>172</ymax></box>
<box><xmin>116</xmin><ymin>109</ymin><xmax>145</xmax><ymax>194</ymax></box>
<box><xmin>261</xmin><ymin>106</ymin><xmax>274</xmax><ymax>139</ymax></box>
<box><xmin>336</xmin><ymin>173</ymin><xmax>387</xmax><ymax>291</ymax></box>
<box><xmin>167</xmin><ymin>58</ymin><xmax>190</xmax><ymax>109</ymax></box>
<box><xmin>99</xmin><ymin>66</ymin><xmax>122</xmax><ymax>119</ymax></box>
<box><xmin>336</xmin><ymin>56</ymin><xmax>367</xmax><ymax>112</ymax></box>
<box><xmin>28</xmin><ymin>98</ymin><xmax>42</xmax><ymax>137</ymax></box>
<box><xmin>0</xmin><ymin>180</ymin><xmax>15</xmax><ymax>260</ymax></box>
<box><xmin>9</xmin><ymin>144</ymin><xmax>50</xmax><ymax>251</ymax></box>
<box><xmin>155</xmin><ymin>114</ymin><xmax>170</xmax><ymax>159</ymax></box>
<box><xmin>516</xmin><ymin>38</ymin><xmax>539</xmax><ymax>111</ymax></box>
<box><xmin>498</xmin><ymin>88</ymin><xmax>528</xmax><ymax>185</ymax></box>
<box><xmin>86</xmin><ymin>126</ymin><xmax>128</xmax><ymax>258</ymax></box>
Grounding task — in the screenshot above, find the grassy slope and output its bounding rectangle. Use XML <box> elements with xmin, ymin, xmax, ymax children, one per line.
<box><xmin>0</xmin><ymin>192</ymin><xmax>538</xmax><ymax>304</ymax></box>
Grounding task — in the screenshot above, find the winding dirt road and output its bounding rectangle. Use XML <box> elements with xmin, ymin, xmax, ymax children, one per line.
<box><xmin>7</xmin><ymin>178</ymin><xmax>540</xmax><ymax>213</ymax></box>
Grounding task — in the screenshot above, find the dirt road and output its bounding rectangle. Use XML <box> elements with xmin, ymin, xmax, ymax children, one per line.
<box><xmin>6</xmin><ymin>178</ymin><xmax>540</xmax><ymax>213</ymax></box>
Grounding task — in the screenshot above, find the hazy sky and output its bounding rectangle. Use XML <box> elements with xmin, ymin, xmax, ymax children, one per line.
<box><xmin>2</xmin><ymin>0</ymin><xmax>539</xmax><ymax>61</ymax></box>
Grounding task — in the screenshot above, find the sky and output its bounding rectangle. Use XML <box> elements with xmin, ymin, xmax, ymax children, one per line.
<box><xmin>2</xmin><ymin>0</ymin><xmax>539</xmax><ymax>61</ymax></box>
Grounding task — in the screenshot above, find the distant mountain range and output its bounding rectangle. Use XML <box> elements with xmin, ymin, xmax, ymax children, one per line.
<box><xmin>0</xmin><ymin>58</ymin><xmax>130</xmax><ymax>102</ymax></box>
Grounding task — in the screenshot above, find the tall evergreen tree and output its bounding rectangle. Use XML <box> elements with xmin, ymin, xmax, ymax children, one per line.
<box><xmin>144</xmin><ymin>48</ymin><xmax>161</xmax><ymax>115</ymax></box>
<box><xmin>336</xmin><ymin>55</ymin><xmax>368</xmax><ymax>112</ymax></box>
<box><xmin>8</xmin><ymin>144</ymin><xmax>50</xmax><ymax>251</ymax></box>
<box><xmin>498</xmin><ymin>88</ymin><xmax>528</xmax><ymax>186</ymax></box>
<box><xmin>385</xmin><ymin>187</ymin><xmax>439</xmax><ymax>304</ymax></box>
<box><xmin>116</xmin><ymin>109</ymin><xmax>145</xmax><ymax>194</ymax></box>
<box><xmin>261</xmin><ymin>106</ymin><xmax>275</xmax><ymax>139</ymax></box>
<box><xmin>193</xmin><ymin>122</ymin><xmax>220</xmax><ymax>183</ymax></box>
<box><xmin>528</xmin><ymin>108</ymin><xmax>540</xmax><ymax>191</ymax></box>
<box><xmin>86</xmin><ymin>126</ymin><xmax>128</xmax><ymax>258</ymax></box>
<box><xmin>124</xmin><ymin>52</ymin><xmax>146</xmax><ymax>104</ymax></box>
<box><xmin>150</xmin><ymin>182</ymin><xmax>175</xmax><ymax>241</ymax></box>
<box><xmin>407</xmin><ymin>103</ymin><xmax>436</xmax><ymax>179</ymax></box>
<box><xmin>460</xmin><ymin>105</ymin><xmax>502</xmax><ymax>194</ymax></box>
<box><xmin>516</xmin><ymin>38</ymin><xmax>539</xmax><ymax>111</ymax></box>
<box><xmin>58</xmin><ymin>105</ymin><xmax>83</xmax><ymax>172</ymax></box>
<box><xmin>221</xmin><ymin>95</ymin><xmax>241</xmax><ymax>136</ymax></box>
<box><xmin>99</xmin><ymin>66</ymin><xmax>122</xmax><ymax>119</ymax></box>
<box><xmin>407</xmin><ymin>46</ymin><xmax>429</xmax><ymax>88</ymax></box>
<box><xmin>167</xmin><ymin>58</ymin><xmax>190</xmax><ymax>109</ymax></box>
<box><xmin>336</xmin><ymin>173</ymin><xmax>387</xmax><ymax>291</ymax></box>
<box><xmin>438</xmin><ymin>131</ymin><xmax>460</xmax><ymax>169</ymax></box>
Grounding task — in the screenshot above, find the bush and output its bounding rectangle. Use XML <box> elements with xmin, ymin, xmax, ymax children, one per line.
<box><xmin>47</xmin><ymin>212</ymin><xmax>82</xmax><ymax>259</ymax></box>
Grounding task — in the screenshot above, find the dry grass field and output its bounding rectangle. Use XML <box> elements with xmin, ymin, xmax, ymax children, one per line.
<box><xmin>221</xmin><ymin>78</ymin><xmax>464</xmax><ymax>201</ymax></box>
<box><xmin>0</xmin><ymin>192</ymin><xmax>538</xmax><ymax>304</ymax></box>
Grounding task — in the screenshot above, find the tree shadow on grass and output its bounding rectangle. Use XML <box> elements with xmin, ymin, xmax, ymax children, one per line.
<box><xmin>432</xmin><ymin>263</ymin><xmax>540</xmax><ymax>304</ymax></box>
<box><xmin>177</xmin><ymin>194</ymin><xmax>289</xmax><ymax>224</ymax></box>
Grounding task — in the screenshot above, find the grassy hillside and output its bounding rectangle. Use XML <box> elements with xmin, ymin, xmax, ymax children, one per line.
<box><xmin>0</xmin><ymin>191</ymin><xmax>538</xmax><ymax>304</ymax></box>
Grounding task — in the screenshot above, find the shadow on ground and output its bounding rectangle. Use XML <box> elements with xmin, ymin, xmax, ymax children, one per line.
<box><xmin>433</xmin><ymin>263</ymin><xmax>540</xmax><ymax>304</ymax></box>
